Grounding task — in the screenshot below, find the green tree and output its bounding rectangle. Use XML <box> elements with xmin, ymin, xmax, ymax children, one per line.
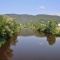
<box><xmin>0</xmin><ymin>15</ymin><xmax>21</xmax><ymax>38</ymax></box>
<box><xmin>44</xmin><ymin>20</ymin><xmax>56</xmax><ymax>34</ymax></box>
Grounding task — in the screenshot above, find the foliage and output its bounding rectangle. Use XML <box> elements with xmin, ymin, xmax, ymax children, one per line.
<box><xmin>33</xmin><ymin>21</ymin><xmax>47</xmax><ymax>32</ymax></box>
<box><xmin>55</xmin><ymin>27</ymin><xmax>60</xmax><ymax>36</ymax></box>
<box><xmin>44</xmin><ymin>20</ymin><xmax>56</xmax><ymax>34</ymax></box>
<box><xmin>0</xmin><ymin>15</ymin><xmax>21</xmax><ymax>38</ymax></box>
<box><xmin>5</xmin><ymin>14</ymin><xmax>60</xmax><ymax>23</ymax></box>
<box><xmin>32</xmin><ymin>20</ymin><xmax>60</xmax><ymax>35</ymax></box>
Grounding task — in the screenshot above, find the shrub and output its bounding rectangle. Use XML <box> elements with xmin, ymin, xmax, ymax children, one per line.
<box><xmin>0</xmin><ymin>15</ymin><xmax>21</xmax><ymax>38</ymax></box>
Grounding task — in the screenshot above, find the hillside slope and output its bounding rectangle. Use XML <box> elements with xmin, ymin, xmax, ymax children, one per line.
<box><xmin>5</xmin><ymin>14</ymin><xmax>60</xmax><ymax>23</ymax></box>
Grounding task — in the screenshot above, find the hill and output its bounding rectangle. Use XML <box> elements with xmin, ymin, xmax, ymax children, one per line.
<box><xmin>5</xmin><ymin>14</ymin><xmax>60</xmax><ymax>23</ymax></box>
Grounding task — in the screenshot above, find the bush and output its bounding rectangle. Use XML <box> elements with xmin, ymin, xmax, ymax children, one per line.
<box><xmin>44</xmin><ymin>20</ymin><xmax>56</xmax><ymax>34</ymax></box>
<box><xmin>0</xmin><ymin>15</ymin><xmax>21</xmax><ymax>38</ymax></box>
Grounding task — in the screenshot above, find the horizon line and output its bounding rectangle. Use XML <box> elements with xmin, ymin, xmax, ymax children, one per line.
<box><xmin>0</xmin><ymin>13</ymin><xmax>60</xmax><ymax>16</ymax></box>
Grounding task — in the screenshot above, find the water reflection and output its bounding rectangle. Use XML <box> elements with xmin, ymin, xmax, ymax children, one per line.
<box><xmin>0</xmin><ymin>28</ymin><xmax>60</xmax><ymax>60</ymax></box>
<box><xmin>19</xmin><ymin>28</ymin><xmax>57</xmax><ymax>45</ymax></box>
<box><xmin>0</xmin><ymin>38</ymin><xmax>6</xmax><ymax>47</ymax></box>
<box><xmin>33</xmin><ymin>30</ymin><xmax>56</xmax><ymax>45</ymax></box>
<box><xmin>46</xmin><ymin>34</ymin><xmax>56</xmax><ymax>45</ymax></box>
<box><xmin>0</xmin><ymin>35</ymin><xmax>17</xmax><ymax>60</ymax></box>
<box><xmin>35</xmin><ymin>32</ymin><xmax>56</xmax><ymax>45</ymax></box>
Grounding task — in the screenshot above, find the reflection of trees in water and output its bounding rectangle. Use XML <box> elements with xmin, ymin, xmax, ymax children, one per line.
<box><xmin>38</xmin><ymin>32</ymin><xmax>45</xmax><ymax>37</ymax></box>
<box><xmin>34</xmin><ymin>30</ymin><xmax>56</xmax><ymax>45</ymax></box>
<box><xmin>9</xmin><ymin>34</ymin><xmax>18</xmax><ymax>46</ymax></box>
<box><xmin>46</xmin><ymin>34</ymin><xmax>56</xmax><ymax>45</ymax></box>
<box><xmin>34</xmin><ymin>31</ymin><xmax>45</xmax><ymax>37</ymax></box>
<box><xmin>0</xmin><ymin>35</ymin><xmax>17</xmax><ymax>60</ymax></box>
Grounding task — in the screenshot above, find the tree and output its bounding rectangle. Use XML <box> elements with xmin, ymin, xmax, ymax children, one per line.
<box><xmin>0</xmin><ymin>15</ymin><xmax>21</xmax><ymax>38</ymax></box>
<box><xmin>44</xmin><ymin>20</ymin><xmax>56</xmax><ymax>34</ymax></box>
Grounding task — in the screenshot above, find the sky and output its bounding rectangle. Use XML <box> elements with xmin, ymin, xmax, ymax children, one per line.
<box><xmin>0</xmin><ymin>0</ymin><xmax>60</xmax><ymax>15</ymax></box>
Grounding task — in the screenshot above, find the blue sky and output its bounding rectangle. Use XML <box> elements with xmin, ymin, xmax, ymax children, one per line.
<box><xmin>0</xmin><ymin>0</ymin><xmax>60</xmax><ymax>15</ymax></box>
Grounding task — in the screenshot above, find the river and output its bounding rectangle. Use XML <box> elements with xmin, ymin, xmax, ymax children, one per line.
<box><xmin>0</xmin><ymin>28</ymin><xmax>60</xmax><ymax>60</ymax></box>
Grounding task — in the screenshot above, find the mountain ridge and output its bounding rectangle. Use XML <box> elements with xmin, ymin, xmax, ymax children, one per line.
<box><xmin>5</xmin><ymin>14</ymin><xmax>60</xmax><ymax>23</ymax></box>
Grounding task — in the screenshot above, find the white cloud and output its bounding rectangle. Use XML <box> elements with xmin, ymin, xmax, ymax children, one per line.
<box><xmin>49</xmin><ymin>13</ymin><xmax>60</xmax><ymax>16</ymax></box>
<box><xmin>54</xmin><ymin>13</ymin><xmax>60</xmax><ymax>16</ymax></box>
<box><xmin>39</xmin><ymin>6</ymin><xmax>45</xmax><ymax>10</ymax></box>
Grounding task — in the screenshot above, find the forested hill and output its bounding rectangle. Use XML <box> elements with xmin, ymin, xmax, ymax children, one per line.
<box><xmin>5</xmin><ymin>14</ymin><xmax>60</xmax><ymax>23</ymax></box>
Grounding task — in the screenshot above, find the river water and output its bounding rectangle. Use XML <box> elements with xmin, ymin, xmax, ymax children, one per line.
<box><xmin>0</xmin><ymin>28</ymin><xmax>60</xmax><ymax>60</ymax></box>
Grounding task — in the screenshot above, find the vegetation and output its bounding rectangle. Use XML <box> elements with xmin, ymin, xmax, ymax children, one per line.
<box><xmin>55</xmin><ymin>27</ymin><xmax>60</xmax><ymax>36</ymax></box>
<box><xmin>33</xmin><ymin>21</ymin><xmax>46</xmax><ymax>32</ymax></box>
<box><xmin>44</xmin><ymin>20</ymin><xmax>56</xmax><ymax>34</ymax></box>
<box><xmin>0</xmin><ymin>14</ymin><xmax>60</xmax><ymax>47</ymax></box>
<box><xmin>5</xmin><ymin>14</ymin><xmax>60</xmax><ymax>23</ymax></box>
<box><xmin>26</xmin><ymin>20</ymin><xmax>60</xmax><ymax>36</ymax></box>
<box><xmin>0</xmin><ymin>15</ymin><xmax>21</xmax><ymax>38</ymax></box>
<box><xmin>5</xmin><ymin>14</ymin><xmax>60</xmax><ymax>36</ymax></box>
